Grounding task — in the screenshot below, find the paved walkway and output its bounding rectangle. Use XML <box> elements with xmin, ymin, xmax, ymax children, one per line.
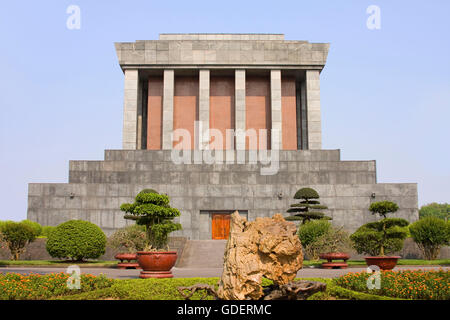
<box><xmin>0</xmin><ymin>265</ymin><xmax>448</xmax><ymax>279</ymax></box>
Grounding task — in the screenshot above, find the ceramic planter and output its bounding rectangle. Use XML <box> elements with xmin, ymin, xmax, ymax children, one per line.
<box><xmin>114</xmin><ymin>253</ymin><xmax>140</xmax><ymax>269</ymax></box>
<box><xmin>137</xmin><ymin>251</ymin><xmax>178</xmax><ymax>278</ymax></box>
<box><xmin>365</xmin><ymin>256</ymin><xmax>401</xmax><ymax>270</ymax></box>
<box><xmin>319</xmin><ymin>252</ymin><xmax>350</xmax><ymax>269</ymax></box>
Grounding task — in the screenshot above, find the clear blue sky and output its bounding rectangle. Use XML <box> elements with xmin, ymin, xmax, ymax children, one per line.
<box><xmin>0</xmin><ymin>1</ymin><xmax>449</xmax><ymax>221</ymax></box>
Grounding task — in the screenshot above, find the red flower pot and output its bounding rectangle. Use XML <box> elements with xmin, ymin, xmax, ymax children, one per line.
<box><xmin>319</xmin><ymin>252</ymin><xmax>350</xmax><ymax>269</ymax></box>
<box><xmin>137</xmin><ymin>251</ymin><xmax>178</xmax><ymax>278</ymax></box>
<box><xmin>114</xmin><ymin>253</ymin><xmax>140</xmax><ymax>269</ymax></box>
<box><xmin>365</xmin><ymin>256</ymin><xmax>401</xmax><ymax>270</ymax></box>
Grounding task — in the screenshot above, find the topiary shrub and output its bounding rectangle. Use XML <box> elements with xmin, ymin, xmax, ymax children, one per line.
<box><xmin>350</xmin><ymin>218</ymin><xmax>409</xmax><ymax>256</ymax></box>
<box><xmin>20</xmin><ymin>220</ymin><xmax>42</xmax><ymax>237</ymax></box>
<box><xmin>409</xmin><ymin>217</ymin><xmax>450</xmax><ymax>260</ymax></box>
<box><xmin>286</xmin><ymin>187</ymin><xmax>331</xmax><ymax>224</ymax></box>
<box><xmin>46</xmin><ymin>220</ymin><xmax>106</xmax><ymax>261</ymax></box>
<box><xmin>120</xmin><ymin>189</ymin><xmax>181</xmax><ymax>251</ymax></box>
<box><xmin>0</xmin><ymin>221</ymin><xmax>36</xmax><ymax>260</ymax></box>
<box><xmin>108</xmin><ymin>225</ymin><xmax>147</xmax><ymax>253</ymax></box>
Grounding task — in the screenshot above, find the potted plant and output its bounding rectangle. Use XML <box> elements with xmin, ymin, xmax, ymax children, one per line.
<box><xmin>307</xmin><ymin>227</ymin><xmax>352</xmax><ymax>269</ymax></box>
<box><xmin>350</xmin><ymin>201</ymin><xmax>409</xmax><ymax>270</ymax></box>
<box><xmin>285</xmin><ymin>187</ymin><xmax>331</xmax><ymax>224</ymax></box>
<box><xmin>108</xmin><ymin>225</ymin><xmax>147</xmax><ymax>269</ymax></box>
<box><xmin>120</xmin><ymin>189</ymin><xmax>181</xmax><ymax>278</ymax></box>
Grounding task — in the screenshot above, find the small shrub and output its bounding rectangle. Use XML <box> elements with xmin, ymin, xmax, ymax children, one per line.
<box><xmin>20</xmin><ymin>220</ymin><xmax>42</xmax><ymax>237</ymax></box>
<box><xmin>409</xmin><ymin>217</ymin><xmax>450</xmax><ymax>260</ymax></box>
<box><xmin>350</xmin><ymin>218</ymin><xmax>409</xmax><ymax>256</ymax></box>
<box><xmin>0</xmin><ymin>222</ymin><xmax>36</xmax><ymax>260</ymax></box>
<box><xmin>46</xmin><ymin>220</ymin><xmax>106</xmax><ymax>261</ymax></box>
<box><xmin>306</xmin><ymin>227</ymin><xmax>352</xmax><ymax>256</ymax></box>
<box><xmin>108</xmin><ymin>224</ymin><xmax>147</xmax><ymax>253</ymax></box>
<box><xmin>298</xmin><ymin>220</ymin><xmax>331</xmax><ymax>248</ymax></box>
<box><xmin>351</xmin><ymin>201</ymin><xmax>409</xmax><ymax>256</ymax></box>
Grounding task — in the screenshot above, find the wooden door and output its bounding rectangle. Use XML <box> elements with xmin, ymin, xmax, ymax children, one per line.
<box><xmin>212</xmin><ymin>214</ymin><xmax>231</xmax><ymax>240</ymax></box>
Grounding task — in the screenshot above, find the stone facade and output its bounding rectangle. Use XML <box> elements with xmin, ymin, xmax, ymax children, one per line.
<box><xmin>26</xmin><ymin>34</ymin><xmax>419</xmax><ymax>240</ymax></box>
<box><xmin>28</xmin><ymin>149</ymin><xmax>418</xmax><ymax>238</ymax></box>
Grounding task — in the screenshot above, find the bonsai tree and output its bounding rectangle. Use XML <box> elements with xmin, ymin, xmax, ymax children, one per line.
<box><xmin>120</xmin><ymin>189</ymin><xmax>181</xmax><ymax>251</ymax></box>
<box><xmin>0</xmin><ymin>221</ymin><xmax>36</xmax><ymax>260</ymax></box>
<box><xmin>286</xmin><ymin>187</ymin><xmax>331</xmax><ymax>224</ymax></box>
<box><xmin>351</xmin><ymin>201</ymin><xmax>409</xmax><ymax>256</ymax></box>
<box><xmin>108</xmin><ymin>224</ymin><xmax>147</xmax><ymax>253</ymax></box>
<box><xmin>409</xmin><ymin>217</ymin><xmax>450</xmax><ymax>260</ymax></box>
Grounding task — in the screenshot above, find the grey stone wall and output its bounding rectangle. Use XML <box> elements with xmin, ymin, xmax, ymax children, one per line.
<box><xmin>115</xmin><ymin>36</ymin><xmax>329</xmax><ymax>69</ymax></box>
<box><xmin>28</xmin><ymin>150</ymin><xmax>418</xmax><ymax>240</ymax></box>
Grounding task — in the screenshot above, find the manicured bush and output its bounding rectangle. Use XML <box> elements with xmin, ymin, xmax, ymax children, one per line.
<box><xmin>108</xmin><ymin>224</ymin><xmax>147</xmax><ymax>253</ymax></box>
<box><xmin>0</xmin><ymin>272</ymin><xmax>114</xmax><ymax>300</ymax></box>
<box><xmin>0</xmin><ymin>221</ymin><xmax>36</xmax><ymax>260</ymax></box>
<box><xmin>409</xmin><ymin>217</ymin><xmax>450</xmax><ymax>260</ymax></box>
<box><xmin>334</xmin><ymin>270</ymin><xmax>449</xmax><ymax>300</ymax></box>
<box><xmin>120</xmin><ymin>189</ymin><xmax>181</xmax><ymax>250</ymax></box>
<box><xmin>351</xmin><ymin>201</ymin><xmax>409</xmax><ymax>256</ymax></box>
<box><xmin>41</xmin><ymin>226</ymin><xmax>56</xmax><ymax>238</ymax></box>
<box><xmin>350</xmin><ymin>218</ymin><xmax>409</xmax><ymax>256</ymax></box>
<box><xmin>46</xmin><ymin>220</ymin><xmax>106</xmax><ymax>261</ymax></box>
<box><xmin>286</xmin><ymin>187</ymin><xmax>331</xmax><ymax>223</ymax></box>
<box><xmin>20</xmin><ymin>220</ymin><xmax>42</xmax><ymax>237</ymax></box>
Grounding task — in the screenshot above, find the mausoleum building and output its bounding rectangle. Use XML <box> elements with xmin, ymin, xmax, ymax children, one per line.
<box><xmin>27</xmin><ymin>34</ymin><xmax>419</xmax><ymax>239</ymax></box>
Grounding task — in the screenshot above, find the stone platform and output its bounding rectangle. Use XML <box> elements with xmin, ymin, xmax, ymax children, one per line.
<box><xmin>27</xmin><ymin>149</ymin><xmax>418</xmax><ymax>239</ymax></box>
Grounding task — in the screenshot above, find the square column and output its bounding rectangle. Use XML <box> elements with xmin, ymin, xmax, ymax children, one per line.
<box><xmin>122</xmin><ymin>69</ymin><xmax>139</xmax><ymax>149</ymax></box>
<box><xmin>305</xmin><ymin>70</ymin><xmax>322</xmax><ymax>150</ymax></box>
<box><xmin>199</xmin><ymin>70</ymin><xmax>210</xmax><ymax>149</ymax></box>
<box><xmin>235</xmin><ymin>70</ymin><xmax>246</xmax><ymax>150</ymax></box>
<box><xmin>162</xmin><ymin>69</ymin><xmax>174</xmax><ymax>150</ymax></box>
<box><xmin>270</xmin><ymin>70</ymin><xmax>282</xmax><ymax>150</ymax></box>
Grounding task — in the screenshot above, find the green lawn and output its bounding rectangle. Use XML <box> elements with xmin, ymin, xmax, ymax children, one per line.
<box><xmin>0</xmin><ymin>260</ymin><xmax>118</xmax><ymax>267</ymax></box>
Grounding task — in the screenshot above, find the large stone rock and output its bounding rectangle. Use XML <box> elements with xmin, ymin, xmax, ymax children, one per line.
<box><xmin>217</xmin><ymin>211</ymin><xmax>303</xmax><ymax>300</ymax></box>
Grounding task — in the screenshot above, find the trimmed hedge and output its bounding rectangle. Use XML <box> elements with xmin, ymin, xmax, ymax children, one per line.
<box><xmin>46</xmin><ymin>220</ymin><xmax>106</xmax><ymax>261</ymax></box>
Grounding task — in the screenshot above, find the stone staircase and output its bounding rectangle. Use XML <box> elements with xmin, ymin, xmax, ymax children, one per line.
<box><xmin>176</xmin><ymin>240</ymin><xmax>226</xmax><ymax>268</ymax></box>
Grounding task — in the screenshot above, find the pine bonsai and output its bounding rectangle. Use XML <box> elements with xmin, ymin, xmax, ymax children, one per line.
<box><xmin>351</xmin><ymin>201</ymin><xmax>409</xmax><ymax>256</ymax></box>
<box><xmin>286</xmin><ymin>187</ymin><xmax>331</xmax><ymax>224</ymax></box>
<box><xmin>120</xmin><ymin>189</ymin><xmax>181</xmax><ymax>251</ymax></box>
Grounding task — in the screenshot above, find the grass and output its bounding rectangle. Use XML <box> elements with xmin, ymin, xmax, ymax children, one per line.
<box><xmin>0</xmin><ymin>260</ymin><xmax>118</xmax><ymax>267</ymax></box>
<box><xmin>303</xmin><ymin>259</ymin><xmax>450</xmax><ymax>267</ymax></box>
